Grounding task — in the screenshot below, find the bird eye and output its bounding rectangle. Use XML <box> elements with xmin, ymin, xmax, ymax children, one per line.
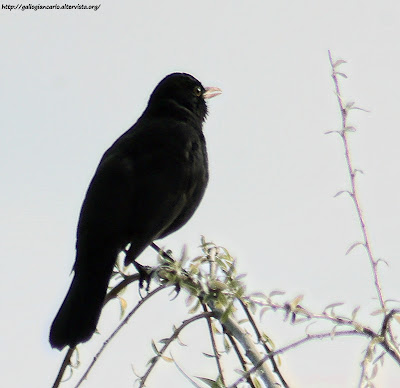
<box><xmin>194</xmin><ymin>86</ymin><xmax>202</xmax><ymax>97</ymax></box>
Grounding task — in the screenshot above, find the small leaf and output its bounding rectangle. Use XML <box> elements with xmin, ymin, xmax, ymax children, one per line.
<box><xmin>344</xmin><ymin>126</ymin><xmax>356</xmax><ymax>132</ymax></box>
<box><xmin>370</xmin><ymin>309</ymin><xmax>386</xmax><ymax>316</ymax></box>
<box><xmin>269</xmin><ymin>290</ymin><xmax>285</xmax><ymax>297</ymax></box>
<box><xmin>223</xmin><ymin>337</ymin><xmax>231</xmax><ymax>353</ymax></box>
<box><xmin>202</xmin><ymin>352</ymin><xmax>215</xmax><ymax>358</ymax></box>
<box><xmin>334</xmin><ymin>190</ymin><xmax>351</xmax><ymax>198</ymax></box>
<box><xmin>262</xmin><ymin>332</ymin><xmax>275</xmax><ymax>348</ymax></box>
<box><xmin>196</xmin><ymin>376</ymin><xmax>219</xmax><ymax>387</ymax></box>
<box><xmin>330</xmin><ymin>325</ymin><xmax>337</xmax><ymax>339</ymax></box>
<box><xmin>235</xmin><ymin>273</ymin><xmax>247</xmax><ymax>281</ymax></box>
<box><xmin>260</xmin><ymin>307</ymin><xmax>269</xmax><ymax>320</ymax></box>
<box><xmin>118</xmin><ymin>296</ymin><xmax>127</xmax><ymax>319</ymax></box>
<box><xmin>370</xmin><ymin>364</ymin><xmax>378</xmax><ymax>379</ymax></box>
<box><xmin>324</xmin><ymin>302</ymin><xmax>344</xmax><ymax>312</ymax></box>
<box><xmin>351</xmin><ymin>306</ymin><xmax>360</xmax><ymax>320</ymax></box>
<box><xmin>250</xmin><ymin>292</ymin><xmax>267</xmax><ymax>299</ymax></box>
<box><xmin>161</xmin><ymin>355</ymin><xmax>173</xmax><ymax>363</ymax></box>
<box><xmin>146</xmin><ymin>356</ymin><xmax>158</xmax><ymax>366</ymax></box>
<box><xmin>351</xmin><ymin>106</ymin><xmax>370</xmax><ymax>112</ymax></box>
<box><xmin>345</xmin><ymin>101</ymin><xmax>355</xmax><ymax>109</ymax></box>
<box><xmin>290</xmin><ymin>295</ymin><xmax>304</xmax><ymax>310</ymax></box>
<box><xmin>325</xmin><ymin>130</ymin><xmax>340</xmax><ymax>135</ymax></box>
<box><xmin>365</xmin><ymin>345</ymin><xmax>374</xmax><ymax>362</ymax></box>
<box><xmin>354</xmin><ymin>323</ymin><xmax>364</xmax><ymax>333</ymax></box>
<box><xmin>305</xmin><ymin>321</ymin><xmax>317</xmax><ymax>335</ymax></box>
<box><xmin>253</xmin><ymin>377</ymin><xmax>262</xmax><ymax>388</ymax></box>
<box><xmin>333</xmin><ymin>59</ymin><xmax>347</xmax><ymax>68</ymax></box>
<box><xmin>188</xmin><ymin>300</ymin><xmax>201</xmax><ymax>314</ymax></box>
<box><xmin>151</xmin><ymin>340</ymin><xmax>160</xmax><ymax>355</ymax></box>
<box><xmin>346</xmin><ymin>242</ymin><xmax>364</xmax><ymax>255</ymax></box>
<box><xmin>394</xmin><ymin>314</ymin><xmax>400</xmax><ymax>323</ymax></box>
<box><xmin>186</xmin><ymin>295</ymin><xmax>195</xmax><ymax>307</ymax></box>
<box><xmin>336</xmin><ymin>72</ymin><xmax>348</xmax><ymax>78</ymax></box>
<box><xmin>376</xmin><ymin>258</ymin><xmax>389</xmax><ymax>267</ymax></box>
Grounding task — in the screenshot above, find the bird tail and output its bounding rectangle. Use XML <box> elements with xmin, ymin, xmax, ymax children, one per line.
<box><xmin>49</xmin><ymin>264</ymin><xmax>112</xmax><ymax>350</ymax></box>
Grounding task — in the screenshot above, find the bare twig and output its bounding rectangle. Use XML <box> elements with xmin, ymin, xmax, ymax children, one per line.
<box><xmin>52</xmin><ymin>347</ymin><xmax>75</xmax><ymax>388</ymax></box>
<box><xmin>104</xmin><ymin>273</ymin><xmax>140</xmax><ymax>304</ymax></box>
<box><xmin>328</xmin><ymin>50</ymin><xmax>386</xmax><ymax>310</ymax></box>
<box><xmin>138</xmin><ymin>312</ymin><xmax>215</xmax><ymax>387</ymax></box>
<box><xmin>328</xmin><ymin>51</ymin><xmax>400</xmax><ymax>386</ymax></box>
<box><xmin>202</xmin><ymin>303</ymin><xmax>226</xmax><ymax>386</ymax></box>
<box><xmin>210</xmin><ymin>304</ymin><xmax>280</xmax><ymax>388</ymax></box>
<box><xmin>224</xmin><ymin>331</ymin><xmax>257</xmax><ymax>388</ymax></box>
<box><xmin>75</xmin><ymin>284</ymin><xmax>168</xmax><ymax>388</ymax></box>
<box><xmin>239</xmin><ymin>298</ymin><xmax>289</xmax><ymax>388</ymax></box>
<box><xmin>228</xmin><ymin>330</ymin><xmax>364</xmax><ymax>388</ymax></box>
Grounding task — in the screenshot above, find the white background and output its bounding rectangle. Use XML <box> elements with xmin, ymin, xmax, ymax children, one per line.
<box><xmin>1</xmin><ymin>1</ymin><xmax>400</xmax><ymax>387</ymax></box>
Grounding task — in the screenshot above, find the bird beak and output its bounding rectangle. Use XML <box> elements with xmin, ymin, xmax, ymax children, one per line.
<box><xmin>203</xmin><ymin>86</ymin><xmax>222</xmax><ymax>99</ymax></box>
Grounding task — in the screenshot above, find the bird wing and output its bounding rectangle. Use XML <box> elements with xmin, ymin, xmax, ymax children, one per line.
<box><xmin>75</xmin><ymin>120</ymin><xmax>197</xmax><ymax>269</ymax></box>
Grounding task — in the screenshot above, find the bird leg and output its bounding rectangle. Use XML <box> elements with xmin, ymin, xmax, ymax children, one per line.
<box><xmin>132</xmin><ymin>260</ymin><xmax>153</xmax><ymax>292</ymax></box>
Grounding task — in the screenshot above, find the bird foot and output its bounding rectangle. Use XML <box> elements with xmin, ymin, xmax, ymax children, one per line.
<box><xmin>170</xmin><ymin>283</ymin><xmax>181</xmax><ymax>300</ymax></box>
<box><xmin>133</xmin><ymin>261</ymin><xmax>153</xmax><ymax>292</ymax></box>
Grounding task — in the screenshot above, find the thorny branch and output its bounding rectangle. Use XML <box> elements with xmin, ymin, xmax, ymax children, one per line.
<box><xmin>138</xmin><ymin>312</ymin><xmax>215</xmax><ymax>388</ymax></box>
<box><xmin>328</xmin><ymin>50</ymin><xmax>385</xmax><ymax>310</ymax></box>
<box><xmin>202</xmin><ymin>303</ymin><xmax>226</xmax><ymax>386</ymax></box>
<box><xmin>75</xmin><ymin>284</ymin><xmax>167</xmax><ymax>388</ymax></box>
<box><xmin>327</xmin><ymin>50</ymin><xmax>400</xmax><ymax>386</ymax></box>
<box><xmin>239</xmin><ymin>298</ymin><xmax>289</xmax><ymax>388</ymax></box>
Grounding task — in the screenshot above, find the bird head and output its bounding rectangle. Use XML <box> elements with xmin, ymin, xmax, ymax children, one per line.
<box><xmin>147</xmin><ymin>73</ymin><xmax>222</xmax><ymax>122</ymax></box>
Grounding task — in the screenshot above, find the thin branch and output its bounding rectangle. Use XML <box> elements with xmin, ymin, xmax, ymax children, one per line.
<box><xmin>75</xmin><ymin>284</ymin><xmax>168</xmax><ymax>388</ymax></box>
<box><xmin>202</xmin><ymin>303</ymin><xmax>226</xmax><ymax>386</ymax></box>
<box><xmin>139</xmin><ymin>312</ymin><xmax>215</xmax><ymax>387</ymax></box>
<box><xmin>52</xmin><ymin>273</ymin><xmax>140</xmax><ymax>387</ymax></box>
<box><xmin>228</xmin><ymin>330</ymin><xmax>364</xmax><ymax>388</ymax></box>
<box><xmin>151</xmin><ymin>242</ymin><xmax>175</xmax><ymax>262</ymax></box>
<box><xmin>104</xmin><ymin>273</ymin><xmax>140</xmax><ymax>304</ymax></box>
<box><xmin>251</xmin><ymin>293</ymin><xmax>400</xmax><ymax>366</ymax></box>
<box><xmin>173</xmin><ymin>359</ymin><xmax>204</xmax><ymax>387</ymax></box>
<box><xmin>358</xmin><ymin>344</ymin><xmax>370</xmax><ymax>388</ymax></box>
<box><xmin>238</xmin><ymin>298</ymin><xmax>289</xmax><ymax>388</ymax></box>
<box><xmin>380</xmin><ymin>309</ymin><xmax>400</xmax><ymax>361</ymax></box>
<box><xmin>381</xmin><ymin>309</ymin><xmax>400</xmax><ymax>336</ymax></box>
<box><xmin>210</xmin><ymin>304</ymin><xmax>280</xmax><ymax>388</ymax></box>
<box><xmin>328</xmin><ymin>50</ymin><xmax>386</xmax><ymax>310</ymax></box>
<box><xmin>225</xmin><ymin>330</ymin><xmax>257</xmax><ymax>388</ymax></box>
<box><xmin>52</xmin><ymin>347</ymin><xmax>75</xmax><ymax>388</ymax></box>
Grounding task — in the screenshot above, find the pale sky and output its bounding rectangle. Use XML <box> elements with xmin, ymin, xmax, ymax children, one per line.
<box><xmin>1</xmin><ymin>1</ymin><xmax>400</xmax><ymax>387</ymax></box>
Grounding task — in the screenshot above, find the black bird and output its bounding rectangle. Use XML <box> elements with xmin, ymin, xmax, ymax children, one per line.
<box><xmin>49</xmin><ymin>73</ymin><xmax>221</xmax><ymax>350</ymax></box>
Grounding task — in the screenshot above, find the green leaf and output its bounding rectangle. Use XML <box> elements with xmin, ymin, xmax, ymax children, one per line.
<box><xmin>253</xmin><ymin>376</ymin><xmax>262</xmax><ymax>388</ymax></box>
<box><xmin>161</xmin><ymin>355</ymin><xmax>173</xmax><ymax>363</ymax></box>
<box><xmin>202</xmin><ymin>352</ymin><xmax>215</xmax><ymax>358</ymax></box>
<box><xmin>290</xmin><ymin>295</ymin><xmax>304</xmax><ymax>310</ymax></box>
<box><xmin>196</xmin><ymin>376</ymin><xmax>221</xmax><ymax>387</ymax></box>
<box><xmin>117</xmin><ymin>296</ymin><xmax>127</xmax><ymax>319</ymax></box>
<box><xmin>151</xmin><ymin>340</ymin><xmax>160</xmax><ymax>355</ymax></box>
<box><xmin>146</xmin><ymin>356</ymin><xmax>158</xmax><ymax>366</ymax></box>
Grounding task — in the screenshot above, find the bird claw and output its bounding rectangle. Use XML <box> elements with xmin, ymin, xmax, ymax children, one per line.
<box><xmin>170</xmin><ymin>283</ymin><xmax>181</xmax><ymax>300</ymax></box>
<box><xmin>133</xmin><ymin>261</ymin><xmax>152</xmax><ymax>292</ymax></box>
